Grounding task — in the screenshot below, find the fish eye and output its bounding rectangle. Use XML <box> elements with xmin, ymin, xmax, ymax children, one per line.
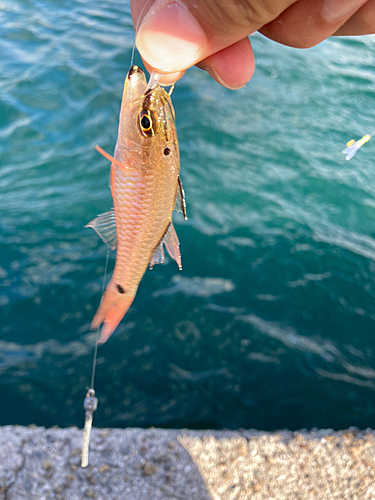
<box><xmin>138</xmin><ymin>109</ymin><xmax>158</xmax><ymax>137</ymax></box>
<box><xmin>141</xmin><ymin>115</ymin><xmax>150</xmax><ymax>130</ymax></box>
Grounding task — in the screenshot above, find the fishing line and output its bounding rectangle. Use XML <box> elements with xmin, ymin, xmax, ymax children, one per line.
<box><xmin>90</xmin><ymin>245</ymin><xmax>110</xmax><ymax>390</ymax></box>
<box><xmin>82</xmin><ymin>0</ymin><xmax>173</xmax><ymax>468</ymax></box>
<box><xmin>81</xmin><ymin>246</ymin><xmax>110</xmax><ymax>468</ymax></box>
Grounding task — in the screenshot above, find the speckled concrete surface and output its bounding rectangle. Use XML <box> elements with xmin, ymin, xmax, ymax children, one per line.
<box><xmin>1</xmin><ymin>426</ymin><xmax>375</xmax><ymax>499</ymax></box>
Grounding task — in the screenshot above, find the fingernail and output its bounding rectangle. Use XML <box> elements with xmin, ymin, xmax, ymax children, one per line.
<box><xmin>197</xmin><ymin>62</ymin><xmax>243</xmax><ymax>90</ymax></box>
<box><xmin>206</xmin><ymin>66</ymin><xmax>246</xmax><ymax>90</ymax></box>
<box><xmin>322</xmin><ymin>0</ymin><xmax>366</xmax><ymax>22</ymax></box>
<box><xmin>136</xmin><ymin>1</ymin><xmax>206</xmax><ymax>73</ymax></box>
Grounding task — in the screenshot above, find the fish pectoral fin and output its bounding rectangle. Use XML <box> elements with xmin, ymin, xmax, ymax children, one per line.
<box><xmin>175</xmin><ymin>176</ymin><xmax>187</xmax><ymax>220</ymax></box>
<box><xmin>149</xmin><ymin>244</ymin><xmax>165</xmax><ymax>269</ymax></box>
<box><xmin>85</xmin><ymin>209</ymin><xmax>117</xmax><ymax>250</ymax></box>
<box><xmin>164</xmin><ymin>222</ymin><xmax>182</xmax><ymax>270</ymax></box>
<box><xmin>95</xmin><ymin>145</ymin><xmax>131</xmax><ymax>172</ymax></box>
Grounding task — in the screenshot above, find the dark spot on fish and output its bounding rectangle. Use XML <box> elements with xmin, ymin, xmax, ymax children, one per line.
<box><xmin>164</xmin><ymin>146</ymin><xmax>170</xmax><ymax>156</ymax></box>
<box><xmin>117</xmin><ymin>284</ymin><xmax>125</xmax><ymax>294</ymax></box>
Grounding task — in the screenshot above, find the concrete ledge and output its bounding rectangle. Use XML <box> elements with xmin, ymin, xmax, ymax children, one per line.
<box><xmin>1</xmin><ymin>426</ymin><xmax>375</xmax><ymax>499</ymax></box>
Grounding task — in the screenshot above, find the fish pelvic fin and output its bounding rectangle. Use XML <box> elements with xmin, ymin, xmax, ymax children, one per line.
<box><xmin>91</xmin><ymin>281</ymin><xmax>135</xmax><ymax>344</ymax></box>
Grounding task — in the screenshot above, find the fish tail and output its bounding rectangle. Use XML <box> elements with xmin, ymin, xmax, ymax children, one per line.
<box><xmin>91</xmin><ymin>282</ymin><xmax>135</xmax><ymax>344</ymax></box>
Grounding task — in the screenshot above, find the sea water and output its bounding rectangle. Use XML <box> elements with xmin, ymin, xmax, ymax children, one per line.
<box><xmin>1</xmin><ymin>0</ymin><xmax>375</xmax><ymax>430</ymax></box>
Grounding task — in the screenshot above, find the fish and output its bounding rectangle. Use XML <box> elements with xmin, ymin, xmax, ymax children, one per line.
<box><xmin>342</xmin><ymin>134</ymin><xmax>370</xmax><ymax>160</ymax></box>
<box><xmin>86</xmin><ymin>65</ymin><xmax>187</xmax><ymax>344</ymax></box>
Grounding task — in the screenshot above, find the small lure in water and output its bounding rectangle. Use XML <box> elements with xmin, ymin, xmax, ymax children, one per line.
<box><xmin>87</xmin><ymin>66</ymin><xmax>187</xmax><ymax>344</ymax></box>
<box><xmin>342</xmin><ymin>134</ymin><xmax>370</xmax><ymax>160</ymax></box>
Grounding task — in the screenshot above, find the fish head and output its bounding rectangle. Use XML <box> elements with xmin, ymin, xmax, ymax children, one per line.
<box><xmin>117</xmin><ymin>66</ymin><xmax>177</xmax><ymax>162</ymax></box>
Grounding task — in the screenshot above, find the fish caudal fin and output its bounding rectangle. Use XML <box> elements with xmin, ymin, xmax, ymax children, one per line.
<box><xmin>91</xmin><ymin>281</ymin><xmax>135</xmax><ymax>344</ymax></box>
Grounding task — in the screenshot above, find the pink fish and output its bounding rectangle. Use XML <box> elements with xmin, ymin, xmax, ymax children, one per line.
<box><xmin>87</xmin><ymin>66</ymin><xmax>186</xmax><ymax>343</ymax></box>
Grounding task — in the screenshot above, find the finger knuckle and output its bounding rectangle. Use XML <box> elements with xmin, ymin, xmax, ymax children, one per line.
<box><xmin>211</xmin><ymin>0</ymin><xmax>282</xmax><ymax>31</ymax></box>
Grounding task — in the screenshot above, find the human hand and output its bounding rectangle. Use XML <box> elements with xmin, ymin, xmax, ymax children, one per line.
<box><xmin>131</xmin><ymin>0</ymin><xmax>375</xmax><ymax>89</ymax></box>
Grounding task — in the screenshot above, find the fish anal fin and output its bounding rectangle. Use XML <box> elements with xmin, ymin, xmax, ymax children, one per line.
<box><xmin>85</xmin><ymin>209</ymin><xmax>117</xmax><ymax>250</ymax></box>
<box><xmin>149</xmin><ymin>223</ymin><xmax>182</xmax><ymax>270</ymax></box>
<box><xmin>149</xmin><ymin>244</ymin><xmax>165</xmax><ymax>269</ymax></box>
<box><xmin>164</xmin><ymin>223</ymin><xmax>182</xmax><ymax>270</ymax></box>
<box><xmin>175</xmin><ymin>176</ymin><xmax>187</xmax><ymax>220</ymax></box>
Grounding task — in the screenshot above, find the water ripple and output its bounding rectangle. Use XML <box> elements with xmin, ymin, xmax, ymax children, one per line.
<box><xmin>1</xmin><ymin>2</ymin><xmax>375</xmax><ymax>429</ymax></box>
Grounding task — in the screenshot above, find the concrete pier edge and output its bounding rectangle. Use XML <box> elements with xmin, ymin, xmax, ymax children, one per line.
<box><xmin>1</xmin><ymin>425</ymin><xmax>375</xmax><ymax>499</ymax></box>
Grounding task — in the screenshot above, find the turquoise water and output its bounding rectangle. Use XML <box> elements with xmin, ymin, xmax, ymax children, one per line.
<box><xmin>2</xmin><ymin>0</ymin><xmax>375</xmax><ymax>430</ymax></box>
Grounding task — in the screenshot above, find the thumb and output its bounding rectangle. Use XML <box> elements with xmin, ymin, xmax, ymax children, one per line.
<box><xmin>134</xmin><ymin>0</ymin><xmax>298</xmax><ymax>73</ymax></box>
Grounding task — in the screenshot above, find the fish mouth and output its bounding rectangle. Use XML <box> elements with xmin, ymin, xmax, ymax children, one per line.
<box><xmin>123</xmin><ymin>65</ymin><xmax>148</xmax><ymax>102</ymax></box>
<box><xmin>127</xmin><ymin>65</ymin><xmax>145</xmax><ymax>79</ymax></box>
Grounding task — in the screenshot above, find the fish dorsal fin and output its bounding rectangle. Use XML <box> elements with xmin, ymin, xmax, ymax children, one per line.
<box><xmin>85</xmin><ymin>209</ymin><xmax>117</xmax><ymax>250</ymax></box>
<box><xmin>164</xmin><ymin>223</ymin><xmax>182</xmax><ymax>270</ymax></box>
<box><xmin>175</xmin><ymin>176</ymin><xmax>187</xmax><ymax>220</ymax></box>
<box><xmin>149</xmin><ymin>222</ymin><xmax>182</xmax><ymax>270</ymax></box>
<box><xmin>346</xmin><ymin>139</ymin><xmax>355</xmax><ymax>147</ymax></box>
<box><xmin>149</xmin><ymin>243</ymin><xmax>165</xmax><ymax>269</ymax></box>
